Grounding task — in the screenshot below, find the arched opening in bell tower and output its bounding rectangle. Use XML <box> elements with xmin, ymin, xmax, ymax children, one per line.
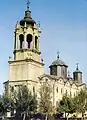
<box><xmin>19</xmin><ymin>34</ymin><xmax>24</xmax><ymax>49</ymax></box>
<box><xmin>35</xmin><ymin>36</ymin><xmax>38</xmax><ymax>49</ymax></box>
<box><xmin>27</xmin><ymin>34</ymin><xmax>32</xmax><ymax>48</ymax></box>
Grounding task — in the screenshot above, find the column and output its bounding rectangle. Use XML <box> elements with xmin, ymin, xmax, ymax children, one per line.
<box><xmin>53</xmin><ymin>82</ymin><xmax>55</xmax><ymax>106</ymax></box>
<box><xmin>38</xmin><ymin>36</ymin><xmax>40</xmax><ymax>52</ymax></box>
<box><xmin>30</xmin><ymin>33</ymin><xmax>33</xmax><ymax>49</ymax></box>
<box><xmin>33</xmin><ymin>32</ymin><xmax>35</xmax><ymax>49</ymax></box>
<box><xmin>24</xmin><ymin>32</ymin><xmax>27</xmax><ymax>49</ymax></box>
<box><xmin>16</xmin><ymin>32</ymin><xmax>19</xmax><ymax>49</ymax></box>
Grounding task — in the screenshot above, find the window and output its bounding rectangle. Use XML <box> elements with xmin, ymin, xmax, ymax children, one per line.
<box><xmin>74</xmin><ymin>92</ymin><xmax>75</xmax><ymax>96</ymax></box>
<box><xmin>35</xmin><ymin>36</ymin><xmax>38</xmax><ymax>49</ymax></box>
<box><xmin>56</xmin><ymin>87</ymin><xmax>58</xmax><ymax>93</ymax></box>
<box><xmin>61</xmin><ymin>88</ymin><xmax>62</xmax><ymax>94</ymax></box>
<box><xmin>50</xmin><ymin>66</ymin><xmax>57</xmax><ymax>76</ymax></box>
<box><xmin>70</xmin><ymin>91</ymin><xmax>72</xmax><ymax>96</ymax></box>
<box><xmin>56</xmin><ymin>101</ymin><xmax>59</xmax><ymax>107</ymax></box>
<box><xmin>66</xmin><ymin>90</ymin><xmax>67</xmax><ymax>94</ymax></box>
<box><xmin>27</xmin><ymin>34</ymin><xmax>32</xmax><ymax>48</ymax></box>
<box><xmin>45</xmin><ymin>79</ymin><xmax>48</xmax><ymax>82</ymax></box>
<box><xmin>19</xmin><ymin>34</ymin><xmax>24</xmax><ymax>49</ymax></box>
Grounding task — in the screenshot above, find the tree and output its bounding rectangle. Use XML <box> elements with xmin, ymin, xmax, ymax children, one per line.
<box><xmin>13</xmin><ymin>85</ymin><xmax>37</xmax><ymax>120</ymax></box>
<box><xmin>39</xmin><ymin>82</ymin><xmax>54</xmax><ymax>119</ymax></box>
<box><xmin>0</xmin><ymin>94</ymin><xmax>13</xmax><ymax>118</ymax></box>
<box><xmin>73</xmin><ymin>89</ymin><xmax>87</xmax><ymax>119</ymax></box>
<box><xmin>0</xmin><ymin>95</ymin><xmax>5</xmax><ymax>116</ymax></box>
<box><xmin>58</xmin><ymin>93</ymin><xmax>75</xmax><ymax>118</ymax></box>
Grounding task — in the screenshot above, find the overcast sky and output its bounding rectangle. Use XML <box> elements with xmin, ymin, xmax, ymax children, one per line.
<box><xmin>0</xmin><ymin>0</ymin><xmax>87</xmax><ymax>94</ymax></box>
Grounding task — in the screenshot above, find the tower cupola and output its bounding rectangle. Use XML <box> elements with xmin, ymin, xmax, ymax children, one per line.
<box><xmin>14</xmin><ymin>0</ymin><xmax>42</xmax><ymax>62</ymax></box>
<box><xmin>7</xmin><ymin>0</ymin><xmax>44</xmax><ymax>89</ymax></box>
<box><xmin>20</xmin><ymin>0</ymin><xmax>36</xmax><ymax>26</ymax></box>
<box><xmin>73</xmin><ymin>63</ymin><xmax>82</xmax><ymax>83</ymax></box>
<box><xmin>49</xmin><ymin>52</ymin><xmax>68</xmax><ymax>78</ymax></box>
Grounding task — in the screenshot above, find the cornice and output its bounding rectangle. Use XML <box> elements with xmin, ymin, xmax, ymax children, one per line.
<box><xmin>8</xmin><ymin>58</ymin><xmax>45</xmax><ymax>66</ymax></box>
<box><xmin>13</xmin><ymin>49</ymin><xmax>41</xmax><ymax>55</ymax></box>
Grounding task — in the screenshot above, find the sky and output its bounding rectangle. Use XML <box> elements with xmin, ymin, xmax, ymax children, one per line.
<box><xmin>0</xmin><ymin>0</ymin><xmax>87</xmax><ymax>94</ymax></box>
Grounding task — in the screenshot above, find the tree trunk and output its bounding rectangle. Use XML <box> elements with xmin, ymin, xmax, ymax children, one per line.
<box><xmin>45</xmin><ymin>114</ymin><xmax>48</xmax><ymax>120</ymax></box>
<box><xmin>67</xmin><ymin>113</ymin><xmax>69</xmax><ymax>120</ymax></box>
<box><xmin>23</xmin><ymin>113</ymin><xmax>26</xmax><ymax>120</ymax></box>
<box><xmin>82</xmin><ymin>112</ymin><xmax>84</xmax><ymax>120</ymax></box>
<box><xmin>65</xmin><ymin>112</ymin><xmax>66</xmax><ymax>118</ymax></box>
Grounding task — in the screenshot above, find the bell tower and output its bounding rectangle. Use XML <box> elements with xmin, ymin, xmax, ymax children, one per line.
<box><xmin>14</xmin><ymin>1</ymin><xmax>41</xmax><ymax>62</ymax></box>
<box><xmin>4</xmin><ymin>1</ymin><xmax>44</xmax><ymax>92</ymax></box>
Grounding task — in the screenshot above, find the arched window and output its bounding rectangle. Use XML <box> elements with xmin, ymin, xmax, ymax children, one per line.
<box><xmin>45</xmin><ymin>79</ymin><xmax>48</xmax><ymax>82</ymax></box>
<box><xmin>35</xmin><ymin>36</ymin><xmax>38</xmax><ymax>49</ymax></box>
<box><xmin>70</xmin><ymin>91</ymin><xmax>72</xmax><ymax>96</ymax></box>
<box><xmin>56</xmin><ymin>101</ymin><xmax>59</xmax><ymax>107</ymax></box>
<box><xmin>66</xmin><ymin>90</ymin><xmax>67</xmax><ymax>94</ymax></box>
<box><xmin>61</xmin><ymin>88</ymin><xmax>62</xmax><ymax>94</ymax></box>
<box><xmin>27</xmin><ymin>34</ymin><xmax>32</xmax><ymax>48</ymax></box>
<box><xmin>56</xmin><ymin>87</ymin><xmax>58</xmax><ymax>93</ymax></box>
<box><xmin>74</xmin><ymin>92</ymin><xmax>75</xmax><ymax>96</ymax></box>
<box><xmin>19</xmin><ymin>34</ymin><xmax>24</xmax><ymax>49</ymax></box>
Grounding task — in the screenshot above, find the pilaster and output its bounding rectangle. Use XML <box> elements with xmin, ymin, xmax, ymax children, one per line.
<box><xmin>16</xmin><ymin>32</ymin><xmax>19</xmax><ymax>50</ymax></box>
<box><xmin>33</xmin><ymin>32</ymin><xmax>35</xmax><ymax>49</ymax></box>
<box><xmin>38</xmin><ymin>36</ymin><xmax>40</xmax><ymax>52</ymax></box>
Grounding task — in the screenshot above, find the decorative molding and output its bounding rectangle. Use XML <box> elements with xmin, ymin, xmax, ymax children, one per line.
<box><xmin>8</xmin><ymin>58</ymin><xmax>44</xmax><ymax>66</ymax></box>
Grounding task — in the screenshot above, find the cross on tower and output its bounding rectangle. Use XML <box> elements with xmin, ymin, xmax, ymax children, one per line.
<box><xmin>76</xmin><ymin>63</ymin><xmax>79</xmax><ymax>70</ymax></box>
<box><xmin>57</xmin><ymin>51</ymin><xmax>60</xmax><ymax>59</ymax></box>
<box><xmin>27</xmin><ymin>0</ymin><xmax>30</xmax><ymax>10</ymax></box>
<box><xmin>38</xmin><ymin>21</ymin><xmax>40</xmax><ymax>27</ymax></box>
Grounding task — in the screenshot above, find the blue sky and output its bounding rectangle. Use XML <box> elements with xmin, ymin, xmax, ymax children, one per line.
<box><xmin>0</xmin><ymin>0</ymin><xmax>87</xmax><ymax>93</ymax></box>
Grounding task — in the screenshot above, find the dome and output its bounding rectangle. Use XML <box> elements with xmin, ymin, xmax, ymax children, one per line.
<box><xmin>73</xmin><ymin>69</ymin><xmax>82</xmax><ymax>73</ymax></box>
<box><xmin>20</xmin><ymin>9</ymin><xmax>36</xmax><ymax>26</ymax></box>
<box><xmin>73</xmin><ymin>63</ymin><xmax>82</xmax><ymax>83</ymax></box>
<box><xmin>50</xmin><ymin>58</ymin><xmax>68</xmax><ymax>67</ymax></box>
<box><xmin>73</xmin><ymin>64</ymin><xmax>82</xmax><ymax>73</ymax></box>
<box><xmin>49</xmin><ymin>53</ymin><xmax>68</xmax><ymax>67</ymax></box>
<box><xmin>49</xmin><ymin>53</ymin><xmax>68</xmax><ymax>78</ymax></box>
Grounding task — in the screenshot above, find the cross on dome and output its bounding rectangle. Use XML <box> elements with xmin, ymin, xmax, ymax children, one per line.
<box><xmin>76</xmin><ymin>63</ymin><xmax>79</xmax><ymax>70</ymax></box>
<box><xmin>27</xmin><ymin>0</ymin><xmax>30</xmax><ymax>10</ymax></box>
<box><xmin>57</xmin><ymin>51</ymin><xmax>60</xmax><ymax>59</ymax></box>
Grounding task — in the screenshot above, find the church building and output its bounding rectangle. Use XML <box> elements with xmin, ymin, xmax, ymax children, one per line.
<box><xmin>4</xmin><ymin>1</ymin><xmax>86</xmax><ymax>108</ymax></box>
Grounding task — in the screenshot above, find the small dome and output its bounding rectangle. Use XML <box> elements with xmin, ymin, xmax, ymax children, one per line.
<box><xmin>73</xmin><ymin>69</ymin><xmax>82</xmax><ymax>73</ymax></box>
<box><xmin>73</xmin><ymin>63</ymin><xmax>82</xmax><ymax>73</ymax></box>
<box><xmin>20</xmin><ymin>18</ymin><xmax>36</xmax><ymax>26</ymax></box>
<box><xmin>20</xmin><ymin>9</ymin><xmax>36</xmax><ymax>26</ymax></box>
<box><xmin>50</xmin><ymin>58</ymin><xmax>68</xmax><ymax>67</ymax></box>
<box><xmin>49</xmin><ymin>52</ymin><xmax>68</xmax><ymax>67</ymax></box>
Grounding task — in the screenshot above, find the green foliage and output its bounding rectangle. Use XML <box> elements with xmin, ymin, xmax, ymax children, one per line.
<box><xmin>0</xmin><ymin>94</ymin><xmax>13</xmax><ymax>116</ymax></box>
<box><xmin>73</xmin><ymin>89</ymin><xmax>87</xmax><ymax>118</ymax></box>
<box><xmin>14</xmin><ymin>86</ymin><xmax>37</xmax><ymax>115</ymax></box>
<box><xmin>39</xmin><ymin>82</ymin><xmax>53</xmax><ymax>114</ymax></box>
<box><xmin>58</xmin><ymin>93</ymin><xmax>75</xmax><ymax>117</ymax></box>
<box><xmin>0</xmin><ymin>85</ymin><xmax>37</xmax><ymax>117</ymax></box>
<box><xmin>58</xmin><ymin>89</ymin><xmax>87</xmax><ymax>118</ymax></box>
<box><xmin>0</xmin><ymin>95</ymin><xmax>5</xmax><ymax>116</ymax></box>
